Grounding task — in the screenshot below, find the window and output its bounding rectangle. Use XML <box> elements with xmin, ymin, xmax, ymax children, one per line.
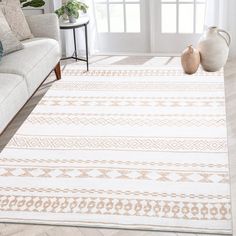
<box><xmin>93</xmin><ymin>0</ymin><xmax>206</xmax><ymax>53</ymax></box>
<box><xmin>95</xmin><ymin>0</ymin><xmax>141</xmax><ymax>33</ymax></box>
<box><xmin>161</xmin><ymin>0</ymin><xmax>206</xmax><ymax>34</ymax></box>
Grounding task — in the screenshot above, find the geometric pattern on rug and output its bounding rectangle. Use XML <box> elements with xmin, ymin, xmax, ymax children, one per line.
<box><xmin>0</xmin><ymin>63</ymin><xmax>231</xmax><ymax>234</ymax></box>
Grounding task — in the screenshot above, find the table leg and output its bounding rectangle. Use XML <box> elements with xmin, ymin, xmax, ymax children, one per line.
<box><xmin>73</xmin><ymin>28</ymin><xmax>78</xmax><ymax>61</ymax></box>
<box><xmin>85</xmin><ymin>24</ymin><xmax>89</xmax><ymax>71</ymax></box>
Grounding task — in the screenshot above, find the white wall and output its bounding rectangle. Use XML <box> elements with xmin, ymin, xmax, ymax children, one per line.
<box><xmin>22</xmin><ymin>0</ymin><xmax>51</xmax><ymax>15</ymax></box>
<box><xmin>228</xmin><ymin>0</ymin><xmax>236</xmax><ymax>58</ymax></box>
<box><xmin>52</xmin><ymin>0</ymin><xmax>62</xmax><ymax>11</ymax></box>
<box><xmin>22</xmin><ymin>0</ymin><xmax>61</xmax><ymax>15</ymax></box>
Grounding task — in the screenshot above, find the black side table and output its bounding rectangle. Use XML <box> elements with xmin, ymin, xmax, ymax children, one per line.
<box><xmin>60</xmin><ymin>17</ymin><xmax>89</xmax><ymax>71</ymax></box>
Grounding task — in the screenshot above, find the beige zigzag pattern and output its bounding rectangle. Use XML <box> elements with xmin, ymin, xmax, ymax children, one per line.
<box><xmin>63</xmin><ymin>68</ymin><xmax>223</xmax><ymax>77</ymax></box>
<box><xmin>0</xmin><ymin>187</ymin><xmax>230</xmax><ymax>200</ymax></box>
<box><xmin>0</xmin><ymin>195</ymin><xmax>231</xmax><ymax>220</ymax></box>
<box><xmin>39</xmin><ymin>98</ymin><xmax>224</xmax><ymax>108</ymax></box>
<box><xmin>39</xmin><ymin>96</ymin><xmax>224</xmax><ymax>107</ymax></box>
<box><xmin>0</xmin><ymin>167</ymin><xmax>229</xmax><ymax>183</ymax></box>
<box><xmin>52</xmin><ymin>81</ymin><xmax>224</xmax><ymax>92</ymax></box>
<box><xmin>7</xmin><ymin>136</ymin><xmax>227</xmax><ymax>152</ymax></box>
<box><xmin>30</xmin><ymin>112</ymin><xmax>226</xmax><ymax>118</ymax></box>
<box><xmin>25</xmin><ymin>115</ymin><xmax>226</xmax><ymax>127</ymax></box>
<box><xmin>0</xmin><ymin>158</ymin><xmax>228</xmax><ymax>169</ymax></box>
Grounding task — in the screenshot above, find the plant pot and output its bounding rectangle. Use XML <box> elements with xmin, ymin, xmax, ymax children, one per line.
<box><xmin>68</xmin><ymin>16</ymin><xmax>77</xmax><ymax>23</ymax></box>
<box><xmin>62</xmin><ymin>13</ymin><xmax>68</xmax><ymax>21</ymax></box>
<box><xmin>197</xmin><ymin>27</ymin><xmax>231</xmax><ymax>72</ymax></box>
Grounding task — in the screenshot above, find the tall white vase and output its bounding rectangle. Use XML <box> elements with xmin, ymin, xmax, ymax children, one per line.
<box><xmin>197</xmin><ymin>27</ymin><xmax>231</xmax><ymax>72</ymax></box>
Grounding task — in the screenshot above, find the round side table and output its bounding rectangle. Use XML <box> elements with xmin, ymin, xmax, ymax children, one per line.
<box><xmin>60</xmin><ymin>17</ymin><xmax>89</xmax><ymax>71</ymax></box>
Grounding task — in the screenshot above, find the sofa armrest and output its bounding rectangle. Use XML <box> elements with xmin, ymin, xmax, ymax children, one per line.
<box><xmin>26</xmin><ymin>13</ymin><xmax>60</xmax><ymax>43</ymax></box>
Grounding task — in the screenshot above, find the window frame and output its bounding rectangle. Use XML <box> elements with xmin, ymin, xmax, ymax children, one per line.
<box><xmin>94</xmin><ymin>0</ymin><xmax>141</xmax><ymax>33</ymax></box>
<box><xmin>160</xmin><ymin>0</ymin><xmax>206</xmax><ymax>34</ymax></box>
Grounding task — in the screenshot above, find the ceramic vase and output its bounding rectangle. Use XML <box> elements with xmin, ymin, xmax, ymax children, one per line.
<box><xmin>197</xmin><ymin>27</ymin><xmax>231</xmax><ymax>72</ymax></box>
<box><xmin>181</xmin><ymin>45</ymin><xmax>200</xmax><ymax>75</ymax></box>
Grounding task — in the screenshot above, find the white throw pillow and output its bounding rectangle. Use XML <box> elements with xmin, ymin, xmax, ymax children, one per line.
<box><xmin>0</xmin><ymin>0</ymin><xmax>21</xmax><ymax>6</ymax></box>
<box><xmin>0</xmin><ymin>0</ymin><xmax>33</xmax><ymax>41</ymax></box>
<box><xmin>0</xmin><ymin>8</ymin><xmax>23</xmax><ymax>55</ymax></box>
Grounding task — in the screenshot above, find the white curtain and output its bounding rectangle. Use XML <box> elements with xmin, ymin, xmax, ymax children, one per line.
<box><xmin>205</xmin><ymin>0</ymin><xmax>236</xmax><ymax>58</ymax></box>
<box><xmin>76</xmin><ymin>0</ymin><xmax>98</xmax><ymax>55</ymax></box>
<box><xmin>59</xmin><ymin>0</ymin><xmax>98</xmax><ymax>57</ymax></box>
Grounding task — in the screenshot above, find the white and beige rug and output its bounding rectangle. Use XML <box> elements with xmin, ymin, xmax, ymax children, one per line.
<box><xmin>0</xmin><ymin>61</ymin><xmax>232</xmax><ymax>234</ymax></box>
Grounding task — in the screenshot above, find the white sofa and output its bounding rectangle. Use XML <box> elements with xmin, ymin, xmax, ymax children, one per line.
<box><xmin>0</xmin><ymin>13</ymin><xmax>61</xmax><ymax>134</ymax></box>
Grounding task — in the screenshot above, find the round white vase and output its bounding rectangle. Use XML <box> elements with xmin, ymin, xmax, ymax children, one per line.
<box><xmin>197</xmin><ymin>27</ymin><xmax>231</xmax><ymax>72</ymax></box>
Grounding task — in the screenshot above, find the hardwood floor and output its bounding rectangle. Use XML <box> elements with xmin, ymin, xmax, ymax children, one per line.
<box><xmin>0</xmin><ymin>224</ymin><xmax>228</xmax><ymax>236</ymax></box>
<box><xmin>0</xmin><ymin>57</ymin><xmax>234</xmax><ymax>236</ymax></box>
<box><xmin>224</xmin><ymin>59</ymin><xmax>236</xmax><ymax>236</ymax></box>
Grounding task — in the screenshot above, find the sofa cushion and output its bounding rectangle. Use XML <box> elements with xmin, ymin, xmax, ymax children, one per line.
<box><xmin>0</xmin><ymin>73</ymin><xmax>28</xmax><ymax>133</ymax></box>
<box><xmin>0</xmin><ymin>38</ymin><xmax>60</xmax><ymax>95</ymax></box>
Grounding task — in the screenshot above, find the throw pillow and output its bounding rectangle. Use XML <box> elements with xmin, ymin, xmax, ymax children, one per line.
<box><xmin>0</xmin><ymin>0</ymin><xmax>21</xmax><ymax>7</ymax></box>
<box><xmin>0</xmin><ymin>5</ymin><xmax>33</xmax><ymax>41</ymax></box>
<box><xmin>0</xmin><ymin>9</ymin><xmax>23</xmax><ymax>55</ymax></box>
<box><xmin>0</xmin><ymin>41</ymin><xmax>3</xmax><ymax>61</ymax></box>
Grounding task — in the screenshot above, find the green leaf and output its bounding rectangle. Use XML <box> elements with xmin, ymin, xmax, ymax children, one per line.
<box><xmin>54</xmin><ymin>0</ymin><xmax>88</xmax><ymax>19</ymax></box>
<box><xmin>21</xmin><ymin>0</ymin><xmax>45</xmax><ymax>8</ymax></box>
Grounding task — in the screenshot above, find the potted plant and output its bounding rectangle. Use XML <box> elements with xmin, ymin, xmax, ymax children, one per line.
<box><xmin>55</xmin><ymin>0</ymin><xmax>88</xmax><ymax>23</ymax></box>
<box><xmin>20</xmin><ymin>0</ymin><xmax>45</xmax><ymax>8</ymax></box>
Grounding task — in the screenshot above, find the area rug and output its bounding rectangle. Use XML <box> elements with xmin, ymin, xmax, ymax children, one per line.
<box><xmin>0</xmin><ymin>61</ymin><xmax>231</xmax><ymax>234</ymax></box>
